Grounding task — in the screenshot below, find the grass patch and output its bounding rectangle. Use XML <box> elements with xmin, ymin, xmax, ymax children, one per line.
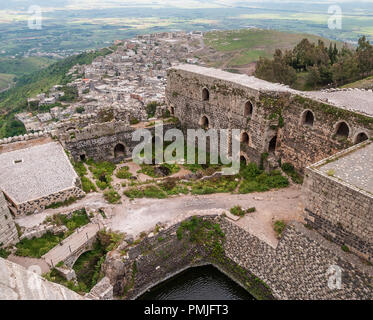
<box><xmin>15</xmin><ymin>232</ymin><xmax>64</xmax><ymax>258</ymax></box>
<box><xmin>44</xmin><ymin>209</ymin><xmax>90</xmax><ymax>233</ymax></box>
<box><xmin>0</xmin><ymin>247</ymin><xmax>11</xmax><ymax>259</ymax></box>
<box><xmin>116</xmin><ymin>166</ymin><xmax>132</xmax><ymax>179</ymax></box>
<box><xmin>274</xmin><ymin>220</ymin><xmax>287</xmax><ymax>238</ymax></box>
<box><xmin>239</xmin><ymin>163</ymin><xmax>289</xmax><ymax>194</ymax></box>
<box><xmin>81</xmin><ymin>176</ymin><xmax>97</xmax><ymax>193</ymax></box>
<box><xmin>230</xmin><ymin>205</ymin><xmax>256</xmax><ymax>217</ymax></box>
<box><xmin>87</xmin><ymin>159</ymin><xmax>116</xmax><ymax>190</ymax></box>
<box><xmin>104</xmin><ymin>188</ymin><xmax>121</xmax><ymax>204</ymax></box>
<box><xmin>190</xmin><ymin>176</ymin><xmax>239</xmax><ymax>195</ymax></box>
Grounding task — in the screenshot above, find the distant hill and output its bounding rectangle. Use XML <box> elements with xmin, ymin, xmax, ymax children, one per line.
<box><xmin>0</xmin><ymin>47</ymin><xmax>114</xmax><ymax>138</ymax></box>
<box><xmin>0</xmin><ymin>57</ymin><xmax>57</xmax><ymax>91</ymax></box>
<box><xmin>201</xmin><ymin>29</ymin><xmax>346</xmax><ymax>73</ymax></box>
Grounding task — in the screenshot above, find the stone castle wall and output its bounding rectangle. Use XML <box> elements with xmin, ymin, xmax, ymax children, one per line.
<box><xmin>10</xmin><ymin>187</ymin><xmax>85</xmax><ymax>216</ymax></box>
<box><xmin>166</xmin><ymin>68</ymin><xmax>373</xmax><ymax>171</ymax></box>
<box><xmin>60</xmin><ymin>121</ymin><xmax>177</xmax><ymax>163</ymax></box>
<box><xmin>0</xmin><ymin>192</ymin><xmax>19</xmax><ymax>247</ymax></box>
<box><xmin>302</xmin><ymin>151</ymin><xmax>373</xmax><ymax>263</ymax></box>
<box><xmin>103</xmin><ymin>216</ymin><xmax>373</xmax><ymax>300</ymax></box>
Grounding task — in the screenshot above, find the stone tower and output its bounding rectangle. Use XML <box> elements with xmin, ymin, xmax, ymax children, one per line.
<box><xmin>0</xmin><ymin>191</ymin><xmax>19</xmax><ymax>248</ymax></box>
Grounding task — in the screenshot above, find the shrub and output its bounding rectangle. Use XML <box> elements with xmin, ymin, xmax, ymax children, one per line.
<box><xmin>123</xmin><ymin>188</ymin><xmax>144</xmax><ymax>199</ymax></box>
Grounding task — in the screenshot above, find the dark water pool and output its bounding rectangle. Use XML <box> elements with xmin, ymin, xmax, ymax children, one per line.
<box><xmin>138</xmin><ymin>265</ymin><xmax>255</xmax><ymax>300</ymax></box>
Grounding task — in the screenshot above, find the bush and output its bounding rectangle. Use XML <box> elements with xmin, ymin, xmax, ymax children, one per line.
<box><xmin>123</xmin><ymin>188</ymin><xmax>144</xmax><ymax>199</ymax></box>
<box><xmin>0</xmin><ymin>247</ymin><xmax>10</xmax><ymax>259</ymax></box>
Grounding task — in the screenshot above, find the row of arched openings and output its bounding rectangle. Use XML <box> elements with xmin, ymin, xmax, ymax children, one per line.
<box><xmin>301</xmin><ymin>110</ymin><xmax>369</xmax><ymax>144</ymax></box>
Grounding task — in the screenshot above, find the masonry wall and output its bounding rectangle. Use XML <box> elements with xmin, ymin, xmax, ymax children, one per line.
<box><xmin>166</xmin><ymin>68</ymin><xmax>373</xmax><ymax>171</ymax></box>
<box><xmin>103</xmin><ymin>216</ymin><xmax>373</xmax><ymax>300</ymax></box>
<box><xmin>13</xmin><ymin>187</ymin><xmax>85</xmax><ymax>216</ymax></box>
<box><xmin>60</xmin><ymin>121</ymin><xmax>178</xmax><ymax>163</ymax></box>
<box><xmin>0</xmin><ymin>192</ymin><xmax>19</xmax><ymax>247</ymax></box>
<box><xmin>303</xmin><ymin>166</ymin><xmax>373</xmax><ymax>262</ymax></box>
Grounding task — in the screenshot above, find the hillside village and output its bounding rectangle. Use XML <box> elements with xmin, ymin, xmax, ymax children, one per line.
<box><xmin>15</xmin><ymin>32</ymin><xmax>205</xmax><ymax>133</ymax></box>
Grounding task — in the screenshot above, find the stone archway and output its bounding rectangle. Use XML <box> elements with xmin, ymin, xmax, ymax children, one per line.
<box><xmin>202</xmin><ymin>88</ymin><xmax>210</xmax><ymax>101</ymax></box>
<box><xmin>199</xmin><ymin>115</ymin><xmax>210</xmax><ymax>129</ymax></box>
<box><xmin>301</xmin><ymin>110</ymin><xmax>314</xmax><ymax>127</ymax></box>
<box><xmin>335</xmin><ymin>121</ymin><xmax>350</xmax><ymax>138</ymax></box>
<box><xmin>268</xmin><ymin>135</ymin><xmax>277</xmax><ymax>153</ymax></box>
<box><xmin>114</xmin><ymin>143</ymin><xmax>125</xmax><ymax>158</ymax></box>
<box><xmin>354</xmin><ymin>132</ymin><xmax>369</xmax><ymax>144</ymax></box>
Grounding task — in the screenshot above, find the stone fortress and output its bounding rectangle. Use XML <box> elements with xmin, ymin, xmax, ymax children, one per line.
<box><xmin>0</xmin><ymin>62</ymin><xmax>372</xmax><ymax>300</ymax></box>
<box><xmin>166</xmin><ymin>64</ymin><xmax>373</xmax><ymax>263</ymax></box>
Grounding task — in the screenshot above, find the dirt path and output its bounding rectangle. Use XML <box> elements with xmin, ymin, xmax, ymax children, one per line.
<box><xmin>109</xmin><ymin>185</ymin><xmax>304</xmax><ymax>248</ymax></box>
<box><xmin>15</xmin><ymin>184</ymin><xmax>304</xmax><ymax>249</ymax></box>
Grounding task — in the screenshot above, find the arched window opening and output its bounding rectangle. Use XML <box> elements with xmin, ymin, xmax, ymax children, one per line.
<box><xmin>79</xmin><ymin>154</ymin><xmax>86</xmax><ymax>162</ymax></box>
<box><xmin>202</xmin><ymin>88</ymin><xmax>209</xmax><ymax>101</ymax></box>
<box><xmin>240</xmin><ymin>156</ymin><xmax>247</xmax><ymax>166</ymax></box>
<box><xmin>244</xmin><ymin>101</ymin><xmax>253</xmax><ymax>117</ymax></box>
<box><xmin>170</xmin><ymin>107</ymin><xmax>175</xmax><ymax>115</ymax></box>
<box><xmin>199</xmin><ymin>116</ymin><xmax>209</xmax><ymax>129</ymax></box>
<box><xmin>114</xmin><ymin>143</ymin><xmax>125</xmax><ymax>158</ymax></box>
<box><xmin>268</xmin><ymin>135</ymin><xmax>277</xmax><ymax>153</ymax></box>
<box><xmin>335</xmin><ymin>122</ymin><xmax>350</xmax><ymax>138</ymax></box>
<box><xmin>355</xmin><ymin>132</ymin><xmax>368</xmax><ymax>144</ymax></box>
<box><xmin>302</xmin><ymin>110</ymin><xmax>314</xmax><ymax>127</ymax></box>
<box><xmin>240</xmin><ymin>132</ymin><xmax>250</xmax><ymax>145</ymax></box>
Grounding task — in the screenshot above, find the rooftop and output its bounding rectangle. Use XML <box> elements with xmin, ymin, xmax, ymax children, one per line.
<box><xmin>0</xmin><ymin>142</ymin><xmax>79</xmax><ymax>205</ymax></box>
<box><xmin>316</xmin><ymin>141</ymin><xmax>373</xmax><ymax>195</ymax></box>
<box><xmin>171</xmin><ymin>64</ymin><xmax>373</xmax><ymax>117</ymax></box>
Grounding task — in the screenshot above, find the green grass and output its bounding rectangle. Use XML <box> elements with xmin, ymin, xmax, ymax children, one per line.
<box><xmin>87</xmin><ymin>159</ymin><xmax>116</xmax><ymax>190</ymax></box>
<box><xmin>238</xmin><ymin>163</ymin><xmax>289</xmax><ymax>194</ymax></box>
<box><xmin>0</xmin><ymin>73</ymin><xmax>15</xmax><ymax>91</ymax></box>
<box><xmin>0</xmin><ymin>247</ymin><xmax>11</xmax><ymax>259</ymax></box>
<box><xmin>15</xmin><ymin>232</ymin><xmax>64</xmax><ymax>258</ymax></box>
<box><xmin>104</xmin><ymin>189</ymin><xmax>121</xmax><ymax>204</ymax></box>
<box><xmin>274</xmin><ymin>220</ymin><xmax>287</xmax><ymax>238</ymax></box>
<box><xmin>230</xmin><ymin>205</ymin><xmax>256</xmax><ymax>217</ymax></box>
<box><xmin>44</xmin><ymin>209</ymin><xmax>90</xmax><ymax>233</ymax></box>
<box><xmin>81</xmin><ymin>176</ymin><xmax>97</xmax><ymax>193</ymax></box>
<box><xmin>115</xmin><ymin>166</ymin><xmax>132</xmax><ymax>179</ymax></box>
<box><xmin>190</xmin><ymin>176</ymin><xmax>239</xmax><ymax>195</ymax></box>
<box><xmin>204</xmin><ymin>29</ymin><xmax>341</xmax><ymax>67</ymax></box>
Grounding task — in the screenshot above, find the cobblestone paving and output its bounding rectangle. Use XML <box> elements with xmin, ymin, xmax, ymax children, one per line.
<box><xmin>319</xmin><ymin>142</ymin><xmax>373</xmax><ymax>194</ymax></box>
<box><xmin>0</xmin><ymin>142</ymin><xmax>78</xmax><ymax>204</ymax></box>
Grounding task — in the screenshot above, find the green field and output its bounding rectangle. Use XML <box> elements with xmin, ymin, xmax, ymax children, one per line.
<box><xmin>0</xmin><ymin>73</ymin><xmax>15</xmax><ymax>91</ymax></box>
<box><xmin>204</xmin><ymin>29</ymin><xmax>344</xmax><ymax>68</ymax></box>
